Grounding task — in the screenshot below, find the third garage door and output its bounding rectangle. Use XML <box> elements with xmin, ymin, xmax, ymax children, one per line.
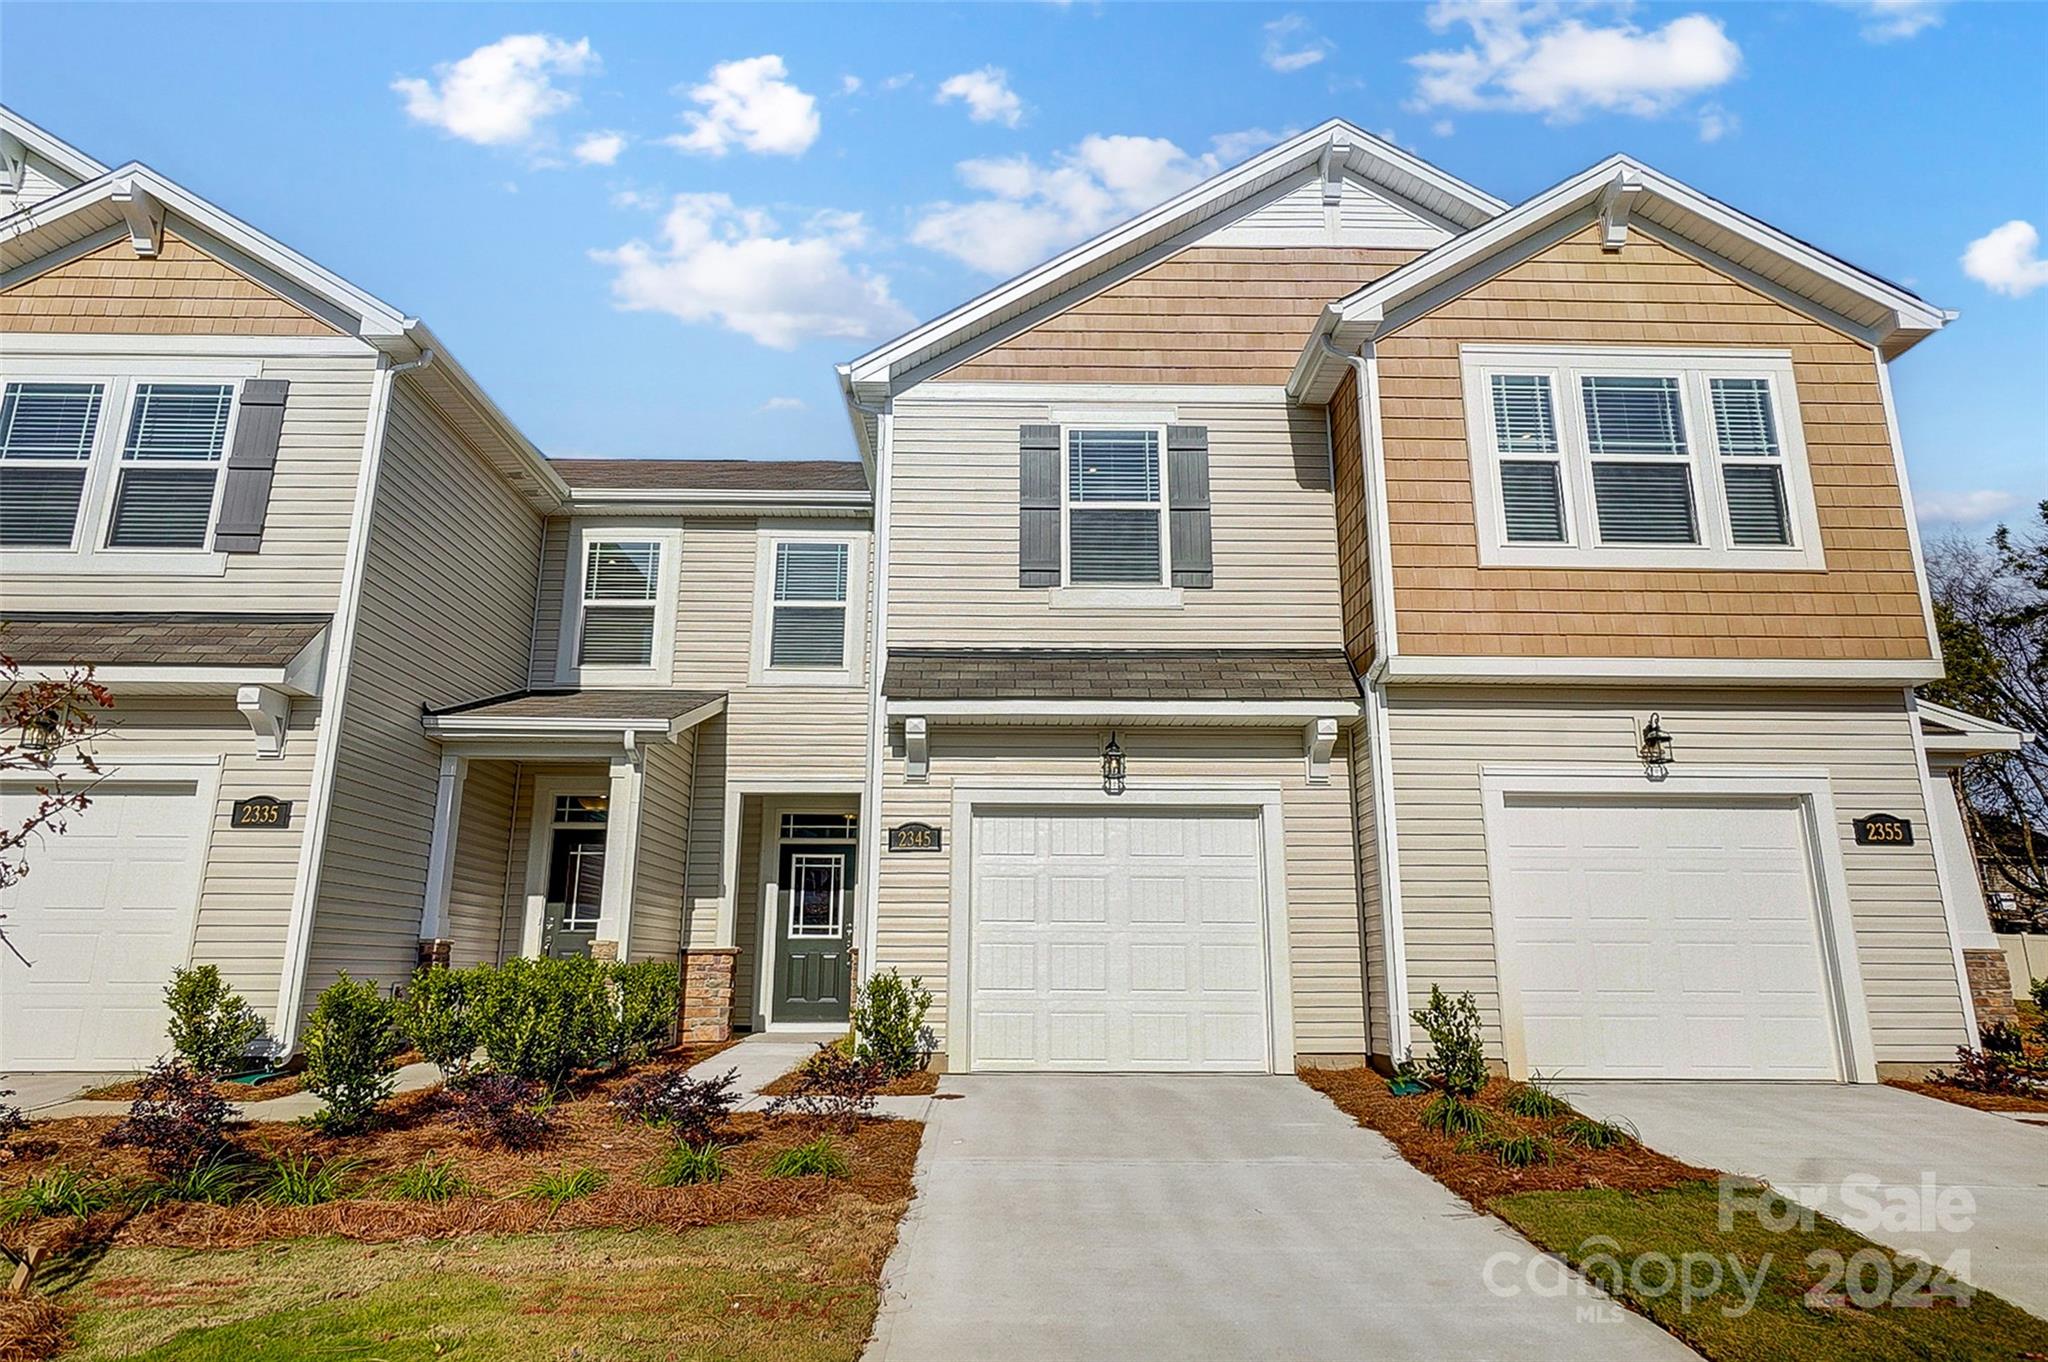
<box><xmin>968</xmin><ymin>810</ymin><xmax>1272</xmax><ymax>1072</ymax></box>
<box><xmin>1493</xmin><ymin>797</ymin><xmax>1844</xmax><ymax>1080</ymax></box>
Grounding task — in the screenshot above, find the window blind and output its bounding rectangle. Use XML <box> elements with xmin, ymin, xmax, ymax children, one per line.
<box><xmin>0</xmin><ymin>382</ymin><xmax>102</xmax><ymax>547</ymax></box>
<box><xmin>579</xmin><ymin>540</ymin><xmax>660</xmax><ymax>666</ymax></box>
<box><xmin>1490</xmin><ymin>374</ymin><xmax>1558</xmax><ymax>454</ymax></box>
<box><xmin>1067</xmin><ymin>429</ymin><xmax>1160</xmax><ymax>501</ymax></box>
<box><xmin>1499</xmin><ymin>461</ymin><xmax>1567</xmax><ymax>542</ymax></box>
<box><xmin>108</xmin><ymin>383</ymin><xmax>233</xmax><ymax>549</ymax></box>
<box><xmin>770</xmin><ymin>541</ymin><xmax>848</xmax><ymax>668</ymax></box>
<box><xmin>1069</xmin><ymin>509</ymin><xmax>1162</xmax><ymax>584</ymax></box>
<box><xmin>1710</xmin><ymin>378</ymin><xmax>1780</xmax><ymax>458</ymax></box>
<box><xmin>1591</xmin><ymin>464</ymin><xmax>1698</xmax><ymax>544</ymax></box>
<box><xmin>1066</xmin><ymin>428</ymin><xmax>1164</xmax><ymax>585</ymax></box>
<box><xmin>1724</xmin><ymin>465</ymin><xmax>1792</xmax><ymax>546</ymax></box>
<box><xmin>1581</xmin><ymin>375</ymin><xmax>1687</xmax><ymax>455</ymax></box>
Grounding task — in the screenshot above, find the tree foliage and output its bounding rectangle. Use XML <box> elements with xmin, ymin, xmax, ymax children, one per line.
<box><xmin>0</xmin><ymin>645</ymin><xmax>113</xmax><ymax>902</ymax></box>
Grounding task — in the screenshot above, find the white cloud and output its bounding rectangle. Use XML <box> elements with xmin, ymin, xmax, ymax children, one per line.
<box><xmin>1263</xmin><ymin>15</ymin><xmax>1333</xmax><ymax>73</ymax></box>
<box><xmin>666</xmin><ymin>54</ymin><xmax>820</xmax><ymax>157</ymax></box>
<box><xmin>758</xmin><ymin>396</ymin><xmax>808</xmax><ymax>413</ymax></box>
<box><xmin>573</xmin><ymin>130</ymin><xmax>627</xmax><ymax>165</ymax></box>
<box><xmin>1916</xmin><ymin>488</ymin><xmax>2019</xmax><ymax>527</ymax></box>
<box><xmin>911</xmin><ymin>131</ymin><xmax>1260</xmax><ymax>276</ymax></box>
<box><xmin>394</xmin><ymin>33</ymin><xmax>596</xmax><ymax>146</ymax></box>
<box><xmin>1209</xmin><ymin>126</ymin><xmax>1290</xmax><ymax>164</ymax></box>
<box><xmin>1696</xmin><ymin>103</ymin><xmax>1738</xmax><ymax>143</ymax></box>
<box><xmin>1409</xmin><ymin>2</ymin><xmax>1740</xmax><ymax>122</ymax></box>
<box><xmin>936</xmin><ymin>67</ymin><xmax>1024</xmax><ymax>127</ymax></box>
<box><xmin>882</xmin><ymin>72</ymin><xmax>916</xmax><ymax>92</ymax></box>
<box><xmin>1962</xmin><ymin>220</ymin><xmax>2048</xmax><ymax>297</ymax></box>
<box><xmin>1431</xmin><ymin>119</ymin><xmax>1456</xmax><ymax>137</ymax></box>
<box><xmin>594</xmin><ymin>193</ymin><xmax>911</xmax><ymax>348</ymax></box>
<box><xmin>840</xmin><ymin>74</ymin><xmax>863</xmax><ymax>95</ymax></box>
<box><xmin>1829</xmin><ymin>0</ymin><xmax>1947</xmax><ymax>42</ymax></box>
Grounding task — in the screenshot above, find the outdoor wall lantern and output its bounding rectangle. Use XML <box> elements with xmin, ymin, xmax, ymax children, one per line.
<box><xmin>1638</xmin><ymin>713</ymin><xmax>1674</xmax><ymax>777</ymax></box>
<box><xmin>17</xmin><ymin>703</ymin><xmax>62</xmax><ymax>755</ymax></box>
<box><xmin>1101</xmin><ymin>732</ymin><xmax>1127</xmax><ymax>796</ymax></box>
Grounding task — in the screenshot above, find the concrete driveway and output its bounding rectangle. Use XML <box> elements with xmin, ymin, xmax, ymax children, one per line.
<box><xmin>1561</xmin><ymin>1081</ymin><xmax>2048</xmax><ymax>1320</ymax></box>
<box><xmin>865</xmin><ymin>1075</ymin><xmax>1693</xmax><ymax>1362</ymax></box>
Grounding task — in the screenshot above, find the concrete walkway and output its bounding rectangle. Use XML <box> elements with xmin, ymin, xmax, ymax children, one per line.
<box><xmin>1561</xmin><ymin>1081</ymin><xmax>2048</xmax><ymax>1321</ymax></box>
<box><xmin>864</xmin><ymin>1075</ymin><xmax>1693</xmax><ymax>1362</ymax></box>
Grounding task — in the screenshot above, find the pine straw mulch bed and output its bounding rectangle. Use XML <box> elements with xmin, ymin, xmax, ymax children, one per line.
<box><xmin>1298</xmin><ymin>1068</ymin><xmax>1715</xmax><ymax>1209</ymax></box>
<box><xmin>759</xmin><ymin>1066</ymin><xmax>940</xmax><ymax>1098</ymax></box>
<box><xmin>74</xmin><ymin>1049</ymin><xmax>430</xmax><ymax>1104</ymax></box>
<box><xmin>1882</xmin><ymin>1077</ymin><xmax>2048</xmax><ymax>1114</ymax></box>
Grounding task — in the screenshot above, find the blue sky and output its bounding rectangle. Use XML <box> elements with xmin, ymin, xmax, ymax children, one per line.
<box><xmin>5</xmin><ymin>1</ymin><xmax>2043</xmax><ymax>531</ymax></box>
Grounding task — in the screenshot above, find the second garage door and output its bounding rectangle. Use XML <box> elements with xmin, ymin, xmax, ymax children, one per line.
<box><xmin>968</xmin><ymin>809</ymin><xmax>1273</xmax><ymax>1072</ymax></box>
<box><xmin>1492</xmin><ymin>796</ymin><xmax>1844</xmax><ymax>1080</ymax></box>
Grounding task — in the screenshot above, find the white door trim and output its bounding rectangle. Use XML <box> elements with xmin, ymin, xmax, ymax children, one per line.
<box><xmin>750</xmin><ymin>795</ymin><xmax>859</xmax><ymax>1032</ymax></box>
<box><xmin>1477</xmin><ymin>764</ymin><xmax>1878</xmax><ymax>1083</ymax></box>
<box><xmin>518</xmin><ymin>772</ymin><xmax>608</xmax><ymax>960</ymax></box>
<box><xmin>946</xmin><ymin>780</ymin><xmax>1296</xmax><ymax>1074</ymax></box>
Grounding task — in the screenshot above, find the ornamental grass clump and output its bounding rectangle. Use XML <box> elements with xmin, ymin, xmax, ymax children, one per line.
<box><xmin>524</xmin><ymin>1166</ymin><xmax>606</xmax><ymax>1209</ymax></box>
<box><xmin>1558</xmin><ymin>1115</ymin><xmax>1638</xmax><ymax>1151</ymax></box>
<box><xmin>1501</xmin><ymin>1076</ymin><xmax>1570</xmax><ymax>1120</ymax></box>
<box><xmin>766</xmin><ymin>1136</ymin><xmax>849</xmax><ymax>1180</ymax></box>
<box><xmin>164</xmin><ymin>964</ymin><xmax>268</xmax><ymax>1078</ymax></box>
<box><xmin>390</xmin><ymin>1157</ymin><xmax>471</xmax><ymax>1203</ymax></box>
<box><xmin>259</xmin><ymin>1152</ymin><xmax>362</xmax><ymax>1207</ymax></box>
<box><xmin>0</xmin><ymin>1168</ymin><xmax>118</xmax><ymax>1222</ymax></box>
<box><xmin>302</xmin><ymin>974</ymin><xmax>403</xmax><ymax>1134</ymax></box>
<box><xmin>651</xmin><ymin>1142</ymin><xmax>730</xmax><ymax>1187</ymax></box>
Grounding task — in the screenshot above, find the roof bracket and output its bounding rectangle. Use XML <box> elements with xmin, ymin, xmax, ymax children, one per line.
<box><xmin>1320</xmin><ymin>138</ymin><xmax>1349</xmax><ymax>207</ymax></box>
<box><xmin>1597</xmin><ymin>170</ymin><xmax>1645</xmax><ymax>253</ymax></box>
<box><xmin>236</xmin><ymin>684</ymin><xmax>291</xmax><ymax>759</ymax></box>
<box><xmin>112</xmin><ymin>177</ymin><xmax>164</xmax><ymax>257</ymax></box>
<box><xmin>0</xmin><ymin>132</ymin><xmax>25</xmax><ymax>196</ymax></box>
<box><xmin>1304</xmin><ymin>717</ymin><xmax>1338</xmax><ymax>785</ymax></box>
<box><xmin>904</xmin><ymin>715</ymin><xmax>930</xmax><ymax>783</ymax></box>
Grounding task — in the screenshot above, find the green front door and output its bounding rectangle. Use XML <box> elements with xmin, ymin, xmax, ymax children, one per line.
<box><xmin>542</xmin><ymin>827</ymin><xmax>604</xmax><ymax>959</ymax></box>
<box><xmin>773</xmin><ymin>839</ymin><xmax>854</xmax><ymax>1023</ymax></box>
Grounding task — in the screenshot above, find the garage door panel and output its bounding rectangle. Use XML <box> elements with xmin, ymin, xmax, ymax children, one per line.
<box><xmin>968</xmin><ymin>810</ymin><xmax>1272</xmax><ymax>1073</ymax></box>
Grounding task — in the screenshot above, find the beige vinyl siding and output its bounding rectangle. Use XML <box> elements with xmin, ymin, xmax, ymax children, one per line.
<box><xmin>1385</xmin><ymin>687</ymin><xmax>1968</xmax><ymax>1066</ymax></box>
<box><xmin>0</xmin><ymin>351</ymin><xmax>377</xmax><ymax>613</ymax></box>
<box><xmin>875</xmin><ymin>726</ymin><xmax>1368</xmax><ymax>1061</ymax></box>
<box><xmin>1374</xmin><ymin>225</ymin><xmax>1932</xmax><ymax>662</ymax></box>
<box><xmin>1348</xmin><ymin>722</ymin><xmax>1390</xmax><ymax>1057</ymax></box>
<box><xmin>0</xmin><ymin>230</ymin><xmax>342</xmax><ymax>337</ymax></box>
<box><xmin>629</xmin><ymin>732</ymin><xmax>695</xmax><ymax>962</ymax></box>
<box><xmin>445</xmin><ymin>759</ymin><xmax>519</xmax><ymax>968</ymax></box>
<box><xmin>888</xmin><ymin>393</ymin><xmax>1344</xmax><ymax>647</ymax></box>
<box><xmin>528</xmin><ymin>518</ymin><xmax>569</xmax><ymax>684</ymax></box>
<box><xmin>731</xmin><ymin>802</ymin><xmax>765</xmax><ymax>1027</ymax></box>
<box><xmin>306</xmin><ymin>380</ymin><xmax>545</xmax><ymax>995</ymax></box>
<box><xmin>80</xmin><ymin>697</ymin><xmax>323</xmax><ymax>1027</ymax></box>
<box><xmin>500</xmin><ymin>767</ymin><xmax>535</xmax><ymax>964</ymax></box>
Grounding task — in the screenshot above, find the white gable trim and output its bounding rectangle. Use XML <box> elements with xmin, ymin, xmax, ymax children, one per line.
<box><xmin>0</xmin><ymin>106</ymin><xmax>108</xmax><ymax>191</ymax></box>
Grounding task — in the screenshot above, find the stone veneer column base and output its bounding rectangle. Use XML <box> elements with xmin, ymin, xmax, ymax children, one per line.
<box><xmin>680</xmin><ymin>948</ymin><xmax>740</xmax><ymax>1044</ymax></box>
<box><xmin>416</xmin><ymin>938</ymin><xmax>452</xmax><ymax>970</ymax></box>
<box><xmin>588</xmin><ymin>940</ymin><xmax>620</xmax><ymax>962</ymax></box>
<box><xmin>1964</xmin><ymin>948</ymin><xmax>2019</xmax><ymax>1032</ymax></box>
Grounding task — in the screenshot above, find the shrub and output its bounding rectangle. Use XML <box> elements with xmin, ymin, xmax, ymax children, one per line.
<box><xmin>132</xmin><ymin>1150</ymin><xmax>251</xmax><ymax>1208</ymax></box>
<box><xmin>1981</xmin><ymin>1021</ymin><xmax>2027</xmax><ymax>1057</ymax></box>
<box><xmin>1501</xmin><ymin>1077</ymin><xmax>1570</xmax><ymax>1120</ymax></box>
<box><xmin>853</xmin><ymin>970</ymin><xmax>934</xmax><ymax>1078</ymax></box>
<box><xmin>449</xmin><ymin>1071</ymin><xmax>555</xmax><ymax>1150</ymax></box>
<box><xmin>764</xmin><ymin>1043</ymin><xmax>884</xmax><ymax>1133</ymax></box>
<box><xmin>390</xmin><ymin>1157</ymin><xmax>470</xmax><ymax>1203</ymax></box>
<box><xmin>651</xmin><ymin>1141</ymin><xmax>730</xmax><ymax>1187</ymax></box>
<box><xmin>766</xmin><ymin>1136</ymin><xmax>849</xmax><ymax>1179</ymax></box>
<box><xmin>164</xmin><ymin>964</ymin><xmax>267</xmax><ymax>1078</ymax></box>
<box><xmin>1410</xmin><ymin>987</ymin><xmax>1488</xmax><ymax>1099</ymax></box>
<box><xmin>259</xmin><ymin>1152</ymin><xmax>361</xmax><ymax>1207</ymax></box>
<box><xmin>105</xmin><ymin>1058</ymin><xmax>232</xmax><ymax>1175</ymax></box>
<box><xmin>599</xmin><ymin>960</ymin><xmax>680</xmax><ymax>1069</ymax></box>
<box><xmin>395</xmin><ymin>966</ymin><xmax>478</xmax><ymax>1083</ymax></box>
<box><xmin>1419</xmin><ymin>1092</ymin><xmax>1490</xmax><ymax>1138</ymax></box>
<box><xmin>0</xmin><ymin>1168</ymin><xmax>117</xmax><ymax>1221</ymax></box>
<box><xmin>2031</xmin><ymin>975</ymin><xmax>2046</xmax><ymax>1015</ymax></box>
<box><xmin>0</xmin><ymin>1088</ymin><xmax>24</xmax><ymax>1146</ymax></box>
<box><xmin>1559</xmin><ymin>1116</ymin><xmax>1638</xmax><ymax>1151</ymax></box>
<box><xmin>303</xmin><ymin>974</ymin><xmax>402</xmax><ymax>1134</ymax></box>
<box><xmin>524</xmin><ymin>1166</ymin><xmax>606</xmax><ymax>1209</ymax></box>
<box><xmin>610</xmin><ymin>1066</ymin><xmax>738</xmax><ymax>1145</ymax></box>
<box><xmin>469</xmin><ymin>957</ymin><xmax>610</xmax><ymax>1091</ymax></box>
<box><xmin>1934</xmin><ymin>1042</ymin><xmax>2046</xmax><ymax>1094</ymax></box>
<box><xmin>1462</xmin><ymin>1130</ymin><xmax>1555</xmax><ymax>1168</ymax></box>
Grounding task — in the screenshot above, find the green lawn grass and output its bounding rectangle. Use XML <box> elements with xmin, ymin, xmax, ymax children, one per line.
<box><xmin>1493</xmin><ymin>1179</ymin><xmax>2048</xmax><ymax>1362</ymax></box>
<box><xmin>56</xmin><ymin>1211</ymin><xmax>904</xmax><ymax>1362</ymax></box>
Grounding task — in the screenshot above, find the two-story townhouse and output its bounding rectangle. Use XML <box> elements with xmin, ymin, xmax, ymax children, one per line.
<box><xmin>0</xmin><ymin>108</ymin><xmax>875</xmax><ymax>1071</ymax></box>
<box><xmin>842</xmin><ymin>121</ymin><xmax>2022</xmax><ymax>1081</ymax></box>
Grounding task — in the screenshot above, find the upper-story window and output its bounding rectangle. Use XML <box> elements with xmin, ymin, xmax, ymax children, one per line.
<box><xmin>1462</xmin><ymin>346</ymin><xmax>1823</xmax><ymax>571</ymax></box>
<box><xmin>0</xmin><ymin>381</ymin><xmax>104</xmax><ymax>546</ymax></box>
<box><xmin>1066</xmin><ymin>428</ymin><xmax>1167</xmax><ymax>586</ymax></box>
<box><xmin>108</xmin><ymin>383</ymin><xmax>234</xmax><ymax>549</ymax></box>
<box><xmin>577</xmin><ymin>539</ymin><xmax>662</xmax><ymax>667</ymax></box>
<box><xmin>769</xmin><ymin>541</ymin><xmax>849</xmax><ymax>668</ymax></box>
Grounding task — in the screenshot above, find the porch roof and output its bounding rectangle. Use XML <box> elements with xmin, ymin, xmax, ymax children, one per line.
<box><xmin>2</xmin><ymin>611</ymin><xmax>329</xmax><ymax>695</ymax></box>
<box><xmin>884</xmin><ymin>648</ymin><xmax>1360</xmax><ymax>703</ymax></box>
<box><xmin>421</xmin><ymin>687</ymin><xmax>726</xmax><ymax>745</ymax></box>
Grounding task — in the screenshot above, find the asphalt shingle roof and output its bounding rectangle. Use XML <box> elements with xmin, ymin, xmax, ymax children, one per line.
<box><xmin>883</xmin><ymin>649</ymin><xmax>1359</xmax><ymax>702</ymax></box>
<box><xmin>551</xmin><ymin>459</ymin><xmax>869</xmax><ymax>494</ymax></box>
<box><xmin>424</xmin><ymin>688</ymin><xmax>725</xmax><ymax>722</ymax></box>
<box><xmin>0</xmin><ymin>613</ymin><xmax>329</xmax><ymax>667</ymax></box>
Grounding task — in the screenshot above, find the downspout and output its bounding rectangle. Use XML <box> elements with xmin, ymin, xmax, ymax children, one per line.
<box><xmin>1317</xmin><ymin>329</ymin><xmax>1412</xmax><ymax>1066</ymax></box>
<box><xmin>847</xmin><ymin>390</ymin><xmax>890</xmax><ymax>993</ymax></box>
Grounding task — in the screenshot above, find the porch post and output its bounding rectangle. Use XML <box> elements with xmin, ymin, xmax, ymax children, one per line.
<box><xmin>594</xmin><ymin>749</ymin><xmax>644</xmax><ymax>960</ymax></box>
<box><xmin>417</xmin><ymin>749</ymin><xmax>467</xmax><ymax>967</ymax></box>
<box><xmin>1928</xmin><ymin>758</ymin><xmax>2018</xmax><ymax>1027</ymax></box>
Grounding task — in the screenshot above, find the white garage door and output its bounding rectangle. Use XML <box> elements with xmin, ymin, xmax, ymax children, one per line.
<box><xmin>1493</xmin><ymin>797</ymin><xmax>1843</xmax><ymax>1081</ymax></box>
<box><xmin>968</xmin><ymin>809</ymin><xmax>1273</xmax><ymax>1072</ymax></box>
<box><xmin>0</xmin><ymin>780</ymin><xmax>209</xmax><ymax>1070</ymax></box>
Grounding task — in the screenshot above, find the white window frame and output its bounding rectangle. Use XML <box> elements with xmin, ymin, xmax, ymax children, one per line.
<box><xmin>1059</xmin><ymin>422</ymin><xmax>1173</xmax><ymax>591</ymax></box>
<box><xmin>1460</xmin><ymin>345</ymin><xmax>1824</xmax><ymax>571</ymax></box>
<box><xmin>96</xmin><ymin>378</ymin><xmax>240</xmax><ymax>557</ymax></box>
<box><xmin>555</xmin><ymin>521</ymin><xmax>680</xmax><ymax>687</ymax></box>
<box><xmin>0</xmin><ymin>356</ymin><xmax>259</xmax><ymax>576</ymax></box>
<box><xmin>750</xmin><ymin>524</ymin><xmax>868</xmax><ymax>687</ymax></box>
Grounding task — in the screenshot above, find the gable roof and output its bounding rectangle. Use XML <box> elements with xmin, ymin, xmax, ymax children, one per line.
<box><xmin>1291</xmin><ymin>155</ymin><xmax>1954</xmax><ymax>403</ymax></box>
<box><xmin>1919</xmin><ymin>699</ymin><xmax>2032</xmax><ymax>757</ymax></box>
<box><xmin>1</xmin><ymin>106</ymin><xmax>108</xmax><ymax>198</ymax></box>
<box><xmin>837</xmin><ymin>119</ymin><xmax>1504</xmax><ymax>450</ymax></box>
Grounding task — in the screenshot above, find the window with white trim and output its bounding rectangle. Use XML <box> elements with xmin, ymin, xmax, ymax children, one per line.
<box><xmin>1065</xmin><ymin>427</ymin><xmax>1167</xmax><ymax>586</ymax></box>
<box><xmin>0</xmin><ymin>381</ymin><xmax>103</xmax><ymax>548</ymax></box>
<box><xmin>1462</xmin><ymin>347</ymin><xmax>1822</xmax><ymax>570</ymax></box>
<box><xmin>769</xmin><ymin>541</ymin><xmax>849</xmax><ymax>668</ymax></box>
<box><xmin>577</xmin><ymin>540</ymin><xmax>661</xmax><ymax>667</ymax></box>
<box><xmin>106</xmin><ymin>382</ymin><xmax>233</xmax><ymax>549</ymax></box>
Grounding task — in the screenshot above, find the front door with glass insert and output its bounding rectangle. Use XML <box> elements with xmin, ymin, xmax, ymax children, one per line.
<box><xmin>542</xmin><ymin>794</ymin><xmax>607</xmax><ymax>959</ymax></box>
<box><xmin>772</xmin><ymin>813</ymin><xmax>855</xmax><ymax>1023</ymax></box>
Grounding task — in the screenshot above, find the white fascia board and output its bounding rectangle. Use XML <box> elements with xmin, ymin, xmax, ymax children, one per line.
<box><xmin>887</xmin><ymin>699</ymin><xmax>1361</xmax><ymax>725</ymax></box>
<box><xmin>1376</xmin><ymin>655</ymin><xmax>1947</xmax><ymax>686</ymax></box>
<box><xmin>0</xmin><ymin>106</ymin><xmax>108</xmax><ymax>185</ymax></box>
<box><xmin>20</xmin><ymin>663</ymin><xmax>311</xmax><ymax>696</ymax></box>
<box><xmin>423</xmin><ymin>696</ymin><xmax>726</xmax><ymax>742</ymax></box>
<box><xmin>394</xmin><ymin>319</ymin><xmax>570</xmax><ymax>508</ymax></box>
<box><xmin>1917</xmin><ymin>698</ymin><xmax>2032</xmax><ymax>754</ymax></box>
<box><xmin>842</xmin><ymin>120</ymin><xmax>1501</xmax><ymax>393</ymax></box>
<box><xmin>565</xmin><ymin>488</ymin><xmax>871</xmax><ymax>513</ymax></box>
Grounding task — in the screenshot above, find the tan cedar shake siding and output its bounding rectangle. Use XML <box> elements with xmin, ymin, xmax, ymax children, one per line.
<box><xmin>305</xmin><ymin>382</ymin><xmax>545</xmax><ymax>995</ymax></box>
<box><xmin>1329</xmin><ymin>366</ymin><xmax>1375</xmax><ymax>673</ymax></box>
<box><xmin>0</xmin><ymin>231</ymin><xmax>340</xmax><ymax>336</ymax></box>
<box><xmin>1374</xmin><ymin>225</ymin><xmax>1932</xmax><ymax>661</ymax></box>
<box><xmin>1386</xmin><ymin>687</ymin><xmax>1969</xmax><ymax>1069</ymax></box>
<box><xmin>937</xmin><ymin>247</ymin><xmax>1417</xmax><ymax>385</ymax></box>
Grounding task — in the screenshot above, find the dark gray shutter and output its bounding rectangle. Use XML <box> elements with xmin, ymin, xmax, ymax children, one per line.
<box><xmin>1166</xmin><ymin>424</ymin><xmax>1212</xmax><ymax>588</ymax></box>
<box><xmin>211</xmin><ymin>378</ymin><xmax>289</xmax><ymax>553</ymax></box>
<box><xmin>1018</xmin><ymin>423</ymin><xmax>1061</xmax><ymax>587</ymax></box>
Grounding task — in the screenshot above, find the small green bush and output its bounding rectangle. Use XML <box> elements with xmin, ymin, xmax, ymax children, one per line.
<box><xmin>0</xmin><ymin>1168</ymin><xmax>118</xmax><ymax>1222</ymax></box>
<box><xmin>303</xmin><ymin>974</ymin><xmax>402</xmax><ymax>1134</ymax></box>
<box><xmin>395</xmin><ymin>966</ymin><xmax>478</xmax><ymax>1083</ymax></box>
<box><xmin>470</xmin><ymin>957</ymin><xmax>610</xmax><ymax>1091</ymax></box>
<box><xmin>1501</xmin><ymin>1077</ymin><xmax>1570</xmax><ymax>1120</ymax></box>
<box><xmin>1410</xmin><ymin>986</ymin><xmax>1488</xmax><ymax>1099</ymax></box>
<box><xmin>1462</xmin><ymin>1130</ymin><xmax>1555</xmax><ymax>1168</ymax></box>
<box><xmin>854</xmin><ymin>969</ymin><xmax>934</xmax><ymax>1078</ymax></box>
<box><xmin>524</xmin><ymin>1165</ymin><xmax>607</xmax><ymax>1209</ymax></box>
<box><xmin>390</xmin><ymin>1157</ymin><xmax>470</xmax><ymax>1202</ymax></box>
<box><xmin>164</xmin><ymin>964</ymin><xmax>268</xmax><ymax>1078</ymax></box>
<box><xmin>766</xmin><ymin>1137</ymin><xmax>849</xmax><ymax>1180</ymax></box>
<box><xmin>1419</xmin><ymin>1092</ymin><xmax>1490</xmax><ymax>1138</ymax></box>
<box><xmin>1558</xmin><ymin>1116</ymin><xmax>1638</xmax><ymax>1151</ymax></box>
<box><xmin>651</xmin><ymin>1141</ymin><xmax>730</xmax><ymax>1187</ymax></box>
<box><xmin>259</xmin><ymin>1152</ymin><xmax>361</xmax><ymax>1206</ymax></box>
<box><xmin>600</xmin><ymin>960</ymin><xmax>680</xmax><ymax>1069</ymax></box>
<box><xmin>2030</xmin><ymin>974</ymin><xmax>2045</xmax><ymax>1014</ymax></box>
